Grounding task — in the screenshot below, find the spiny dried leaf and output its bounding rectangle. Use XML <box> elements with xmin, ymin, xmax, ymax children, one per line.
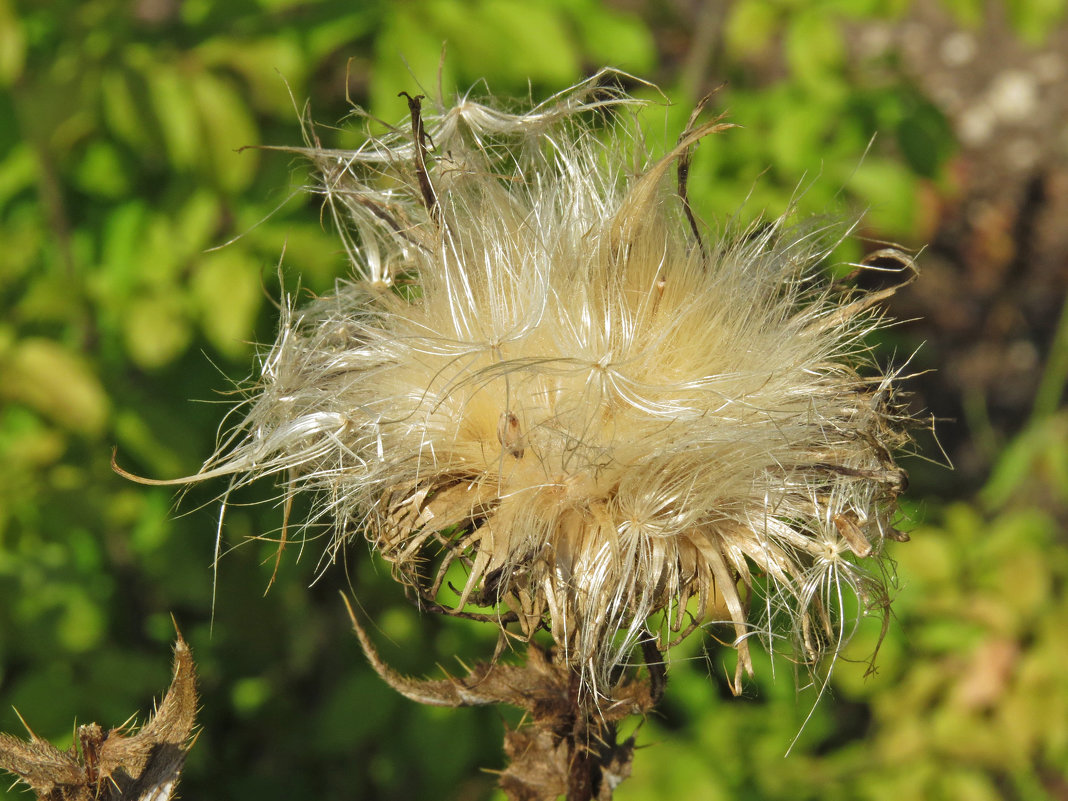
<box><xmin>345</xmin><ymin>595</ymin><xmax>655</xmax><ymax>716</ymax></box>
<box><xmin>0</xmin><ymin>635</ymin><xmax>198</xmax><ymax>801</ymax></box>
<box><xmin>346</xmin><ymin>597</ymin><xmax>653</xmax><ymax>801</ymax></box>
<box><xmin>0</xmin><ymin>733</ymin><xmax>84</xmax><ymax>797</ymax></box>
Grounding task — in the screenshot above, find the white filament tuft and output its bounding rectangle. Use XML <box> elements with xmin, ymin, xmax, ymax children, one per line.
<box><xmin>195</xmin><ymin>72</ymin><xmax>914</xmax><ymax>695</ymax></box>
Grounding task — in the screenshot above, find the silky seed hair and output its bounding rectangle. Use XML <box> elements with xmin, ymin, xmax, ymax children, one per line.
<box><xmin>190</xmin><ymin>72</ymin><xmax>912</xmax><ymax>695</ymax></box>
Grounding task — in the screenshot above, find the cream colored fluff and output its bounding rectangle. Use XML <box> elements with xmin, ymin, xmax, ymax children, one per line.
<box><xmin>194</xmin><ymin>73</ymin><xmax>911</xmax><ymax>695</ymax></box>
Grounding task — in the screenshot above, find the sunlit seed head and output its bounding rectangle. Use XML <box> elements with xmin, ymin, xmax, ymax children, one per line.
<box><xmin>196</xmin><ymin>71</ymin><xmax>915</xmax><ymax>695</ymax></box>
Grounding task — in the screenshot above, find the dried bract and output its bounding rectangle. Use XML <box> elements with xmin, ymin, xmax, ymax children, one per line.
<box><xmin>0</xmin><ymin>635</ymin><xmax>198</xmax><ymax>801</ymax></box>
<box><xmin>189</xmin><ymin>73</ymin><xmax>913</xmax><ymax>694</ymax></box>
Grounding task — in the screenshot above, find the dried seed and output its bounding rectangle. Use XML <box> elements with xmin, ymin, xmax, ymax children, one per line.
<box><xmin>833</xmin><ymin>512</ymin><xmax>873</xmax><ymax>558</ymax></box>
<box><xmin>497</xmin><ymin>411</ymin><xmax>524</xmax><ymax>459</ymax></box>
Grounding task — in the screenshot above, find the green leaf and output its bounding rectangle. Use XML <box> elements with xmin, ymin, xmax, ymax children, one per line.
<box><xmin>253</xmin><ymin>0</ymin><xmax>309</xmax><ymax>8</ymax></box>
<box><xmin>0</xmin><ymin>406</ymin><xmax>65</xmax><ymax>472</ymax></box>
<box><xmin>939</xmin><ymin>0</ymin><xmax>985</xmax><ymax>26</ymax></box>
<box><xmin>0</xmin><ymin>0</ymin><xmax>25</xmax><ymax>86</ymax></box>
<box><xmin>0</xmin><ymin>204</ymin><xmax>43</xmax><ymax>286</ymax></box>
<box><xmin>982</xmin><ymin>413</ymin><xmax>1068</xmax><ymax>509</ymax></box>
<box><xmin>824</xmin><ymin>0</ymin><xmax>883</xmax><ymax>16</ymax></box>
<box><xmin>725</xmin><ymin>0</ymin><xmax>781</xmax><ymax>58</ymax></box>
<box><xmin>768</xmin><ymin>91</ymin><xmax>834</xmax><ymax>173</ymax></box>
<box><xmin>97</xmin><ymin>200</ymin><xmax>150</xmax><ymax>302</ymax></box>
<box><xmin>306</xmin><ymin>10</ymin><xmax>381</xmax><ymax>64</ymax></box>
<box><xmin>122</xmin><ymin>291</ymin><xmax>192</xmax><ymax>368</ymax></box>
<box><xmin>191</xmin><ymin>249</ymin><xmax>261</xmax><ymax>357</ymax></box>
<box><xmin>15</xmin><ymin>272</ymin><xmax>83</xmax><ymax>326</ymax></box>
<box><xmin>1006</xmin><ymin>0</ymin><xmax>1068</xmax><ymax>44</ymax></box>
<box><xmin>846</xmin><ymin>156</ymin><xmax>918</xmax><ymax>236</ymax></box>
<box><xmin>894</xmin><ymin>524</ymin><xmax>957</xmax><ymax>590</ymax></box>
<box><xmin>936</xmin><ymin>769</ymin><xmax>1001</xmax><ymax>801</ymax></box>
<box><xmin>315</xmin><ymin>672</ymin><xmax>398</xmax><ymax>750</ymax></box>
<box><xmin>0</xmin><ymin>141</ymin><xmax>37</xmax><ymax>211</ymax></box>
<box><xmin>141</xmin><ymin>213</ymin><xmax>187</xmax><ymax>287</ymax></box>
<box><xmin>981</xmin><ymin>513</ymin><xmax>1053</xmax><ymax>621</ymax></box>
<box><xmin>896</xmin><ymin>99</ymin><xmax>954</xmax><ymax>178</ymax></box>
<box><xmin>465</xmin><ymin>0</ymin><xmax>580</xmax><ymax>86</ymax></box>
<box><xmin>370</xmin><ymin>6</ymin><xmax>455</xmax><ymax>119</ymax></box>
<box><xmin>5</xmin><ymin>663</ymin><xmax>82</xmax><ymax>737</ymax></box>
<box><xmin>169</xmin><ymin>191</ymin><xmax>223</xmax><ymax>267</ymax></box>
<box><xmin>0</xmin><ymin>338</ymin><xmax>109</xmax><ymax>436</ymax></box>
<box><xmin>251</xmin><ymin>218</ymin><xmax>346</xmax><ymax>289</ymax></box>
<box><xmin>198</xmin><ymin>35</ymin><xmax>309</xmax><ymax>117</ymax></box>
<box><xmin>190</xmin><ymin>72</ymin><xmax>260</xmax><ymax>192</ymax></box>
<box><xmin>147</xmin><ymin>65</ymin><xmax>202</xmax><ymax>169</ymax></box>
<box><xmin>100</xmin><ymin>68</ymin><xmax>154</xmax><ymax>152</ymax></box>
<box><xmin>395</xmin><ymin>0</ymin><xmax>579</xmax><ymax>95</ymax></box>
<box><xmin>561</xmin><ymin>0</ymin><xmax>657</xmax><ymax>74</ymax></box>
<box><xmin>71</xmin><ymin>140</ymin><xmax>130</xmax><ymax>198</ymax></box>
<box><xmin>785</xmin><ymin>11</ymin><xmax>846</xmax><ymax>87</ymax></box>
<box><xmin>1033</xmin><ymin>297</ymin><xmax>1068</xmax><ymax>419</ymax></box>
<box><xmin>231</xmin><ymin>676</ymin><xmax>271</xmax><ymax>715</ymax></box>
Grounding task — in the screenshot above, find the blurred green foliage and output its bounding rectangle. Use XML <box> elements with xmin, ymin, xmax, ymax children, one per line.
<box><xmin>1</xmin><ymin>0</ymin><xmax>1066</xmax><ymax>799</ymax></box>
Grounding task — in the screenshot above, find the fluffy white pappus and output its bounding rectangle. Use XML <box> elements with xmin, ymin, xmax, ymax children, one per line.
<box><xmin>197</xmin><ymin>73</ymin><xmax>913</xmax><ymax>695</ymax></box>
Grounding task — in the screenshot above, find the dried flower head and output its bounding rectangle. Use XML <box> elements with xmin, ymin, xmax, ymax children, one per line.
<box><xmin>182</xmin><ymin>72</ymin><xmax>912</xmax><ymax>695</ymax></box>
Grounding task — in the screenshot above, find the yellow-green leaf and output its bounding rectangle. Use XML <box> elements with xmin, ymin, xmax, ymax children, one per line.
<box><xmin>371</xmin><ymin>7</ymin><xmax>456</xmax><ymax>120</ymax></box>
<box><xmin>846</xmin><ymin>157</ymin><xmax>919</xmax><ymax>237</ymax></box>
<box><xmin>100</xmin><ymin>68</ymin><xmax>153</xmax><ymax>151</ymax></box>
<box><xmin>725</xmin><ymin>0</ymin><xmax>781</xmax><ymax>58</ymax></box>
<box><xmin>190</xmin><ymin>72</ymin><xmax>259</xmax><ymax>192</ymax></box>
<box><xmin>191</xmin><ymin>250</ymin><xmax>261</xmax><ymax>357</ymax></box>
<box><xmin>565</xmin><ymin>0</ymin><xmax>656</xmax><ymax>73</ymax></box>
<box><xmin>198</xmin><ymin>35</ymin><xmax>309</xmax><ymax>116</ymax></box>
<box><xmin>123</xmin><ymin>292</ymin><xmax>191</xmax><ymax>368</ymax></box>
<box><xmin>785</xmin><ymin>11</ymin><xmax>845</xmax><ymax>87</ymax></box>
<box><xmin>0</xmin><ymin>0</ymin><xmax>25</xmax><ymax>86</ymax></box>
<box><xmin>148</xmin><ymin>66</ymin><xmax>201</xmax><ymax>169</ymax></box>
<box><xmin>0</xmin><ymin>338</ymin><xmax>109</xmax><ymax>435</ymax></box>
<box><xmin>71</xmin><ymin>141</ymin><xmax>130</xmax><ymax>198</ymax></box>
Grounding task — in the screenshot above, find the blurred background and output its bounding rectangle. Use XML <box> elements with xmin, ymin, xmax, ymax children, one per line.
<box><xmin>1</xmin><ymin>1</ymin><xmax>1067</xmax><ymax>799</ymax></box>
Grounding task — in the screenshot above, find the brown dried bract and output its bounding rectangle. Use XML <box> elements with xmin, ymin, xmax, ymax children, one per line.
<box><xmin>344</xmin><ymin>595</ymin><xmax>659</xmax><ymax>801</ymax></box>
<box><xmin>0</xmin><ymin>633</ymin><xmax>198</xmax><ymax>801</ymax></box>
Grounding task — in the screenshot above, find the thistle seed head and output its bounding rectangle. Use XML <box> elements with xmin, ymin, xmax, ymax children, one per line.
<box><xmin>199</xmin><ymin>73</ymin><xmax>912</xmax><ymax>694</ymax></box>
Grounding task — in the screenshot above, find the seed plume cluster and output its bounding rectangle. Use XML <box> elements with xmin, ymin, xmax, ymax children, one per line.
<box><xmin>193</xmin><ymin>73</ymin><xmax>912</xmax><ymax>695</ymax></box>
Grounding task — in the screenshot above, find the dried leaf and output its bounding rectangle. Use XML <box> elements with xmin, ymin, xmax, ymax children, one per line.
<box><xmin>0</xmin><ymin>633</ymin><xmax>198</xmax><ymax>801</ymax></box>
<box><xmin>344</xmin><ymin>595</ymin><xmax>656</xmax><ymax>801</ymax></box>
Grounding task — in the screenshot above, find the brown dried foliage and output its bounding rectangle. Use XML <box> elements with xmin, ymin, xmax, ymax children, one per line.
<box><xmin>0</xmin><ymin>635</ymin><xmax>197</xmax><ymax>801</ymax></box>
<box><xmin>344</xmin><ymin>596</ymin><xmax>660</xmax><ymax>801</ymax></box>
